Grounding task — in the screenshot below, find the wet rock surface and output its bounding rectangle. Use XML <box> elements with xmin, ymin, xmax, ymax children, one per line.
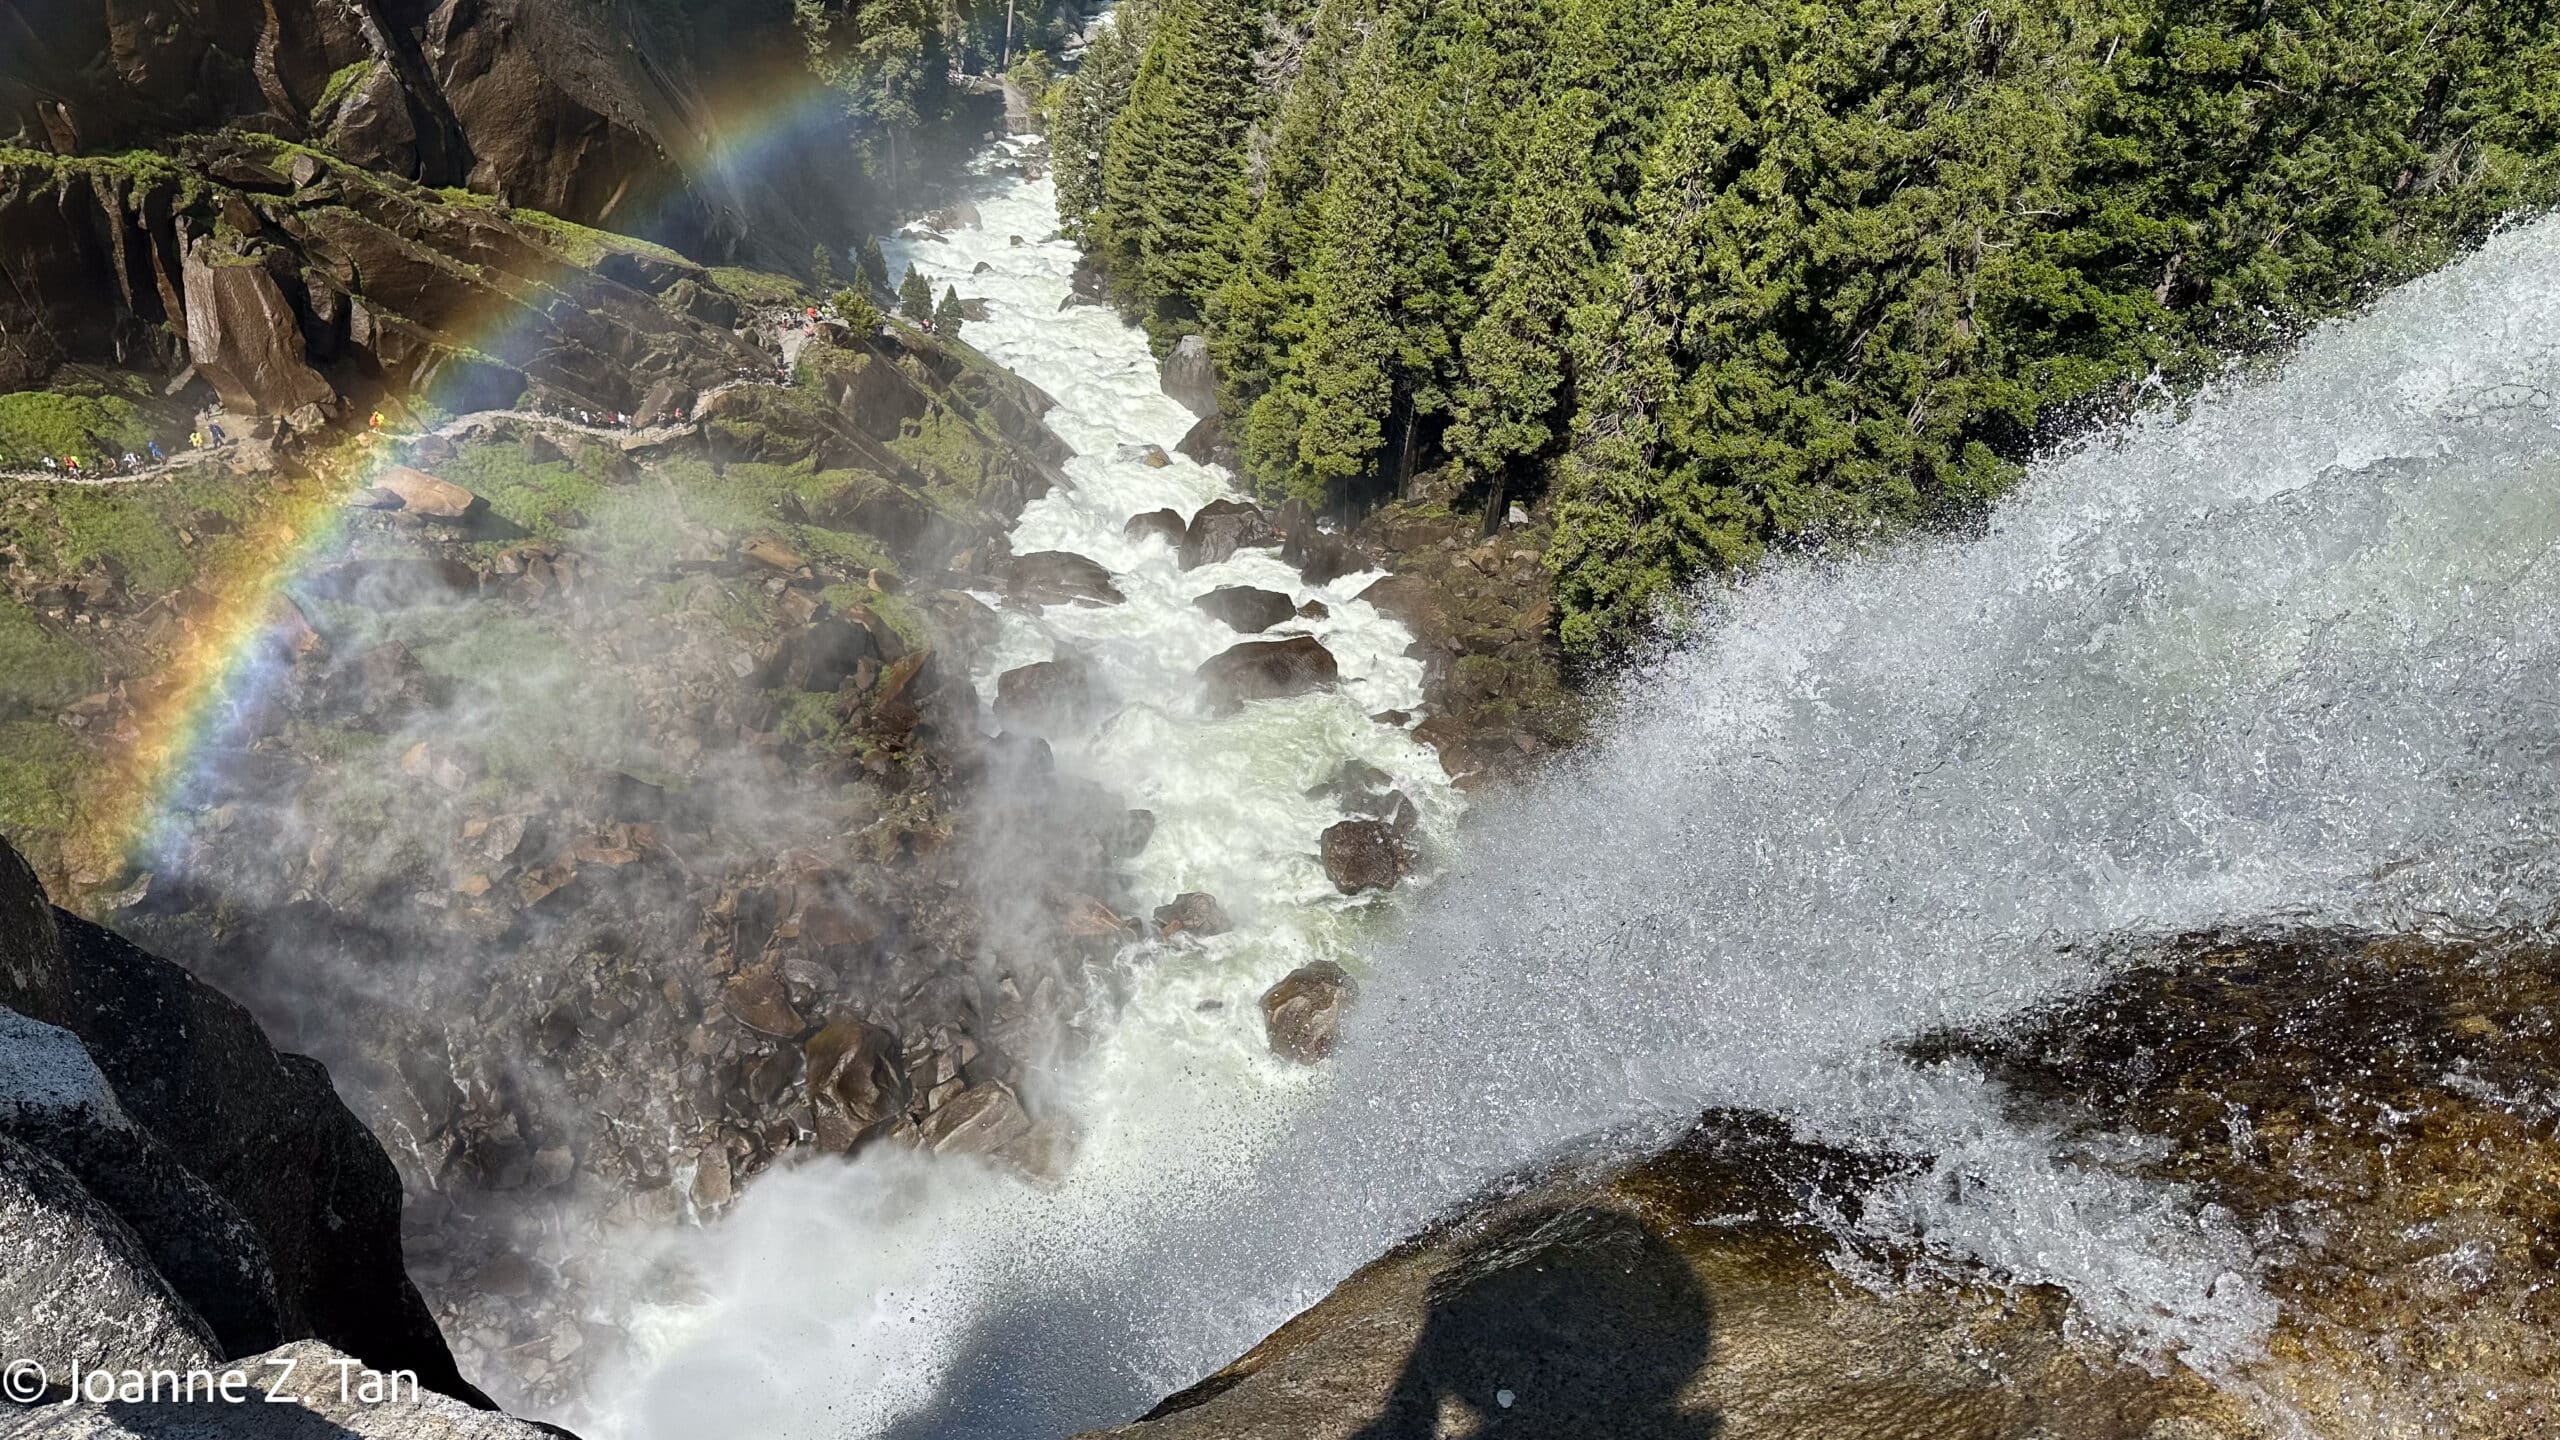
<box><xmin>1179</xmin><ymin>499</ymin><xmax>1282</xmax><ymax>571</ymax></box>
<box><xmin>0</xmin><ymin>838</ymin><xmax>485</xmax><ymax>1405</ymax></box>
<box><xmin>1193</xmin><ymin>585</ymin><xmax>1295</xmax><ymax>634</ymax></box>
<box><xmin>1920</xmin><ymin>929</ymin><xmax>2560</xmax><ymax>1438</ymax></box>
<box><xmin>1126</xmin><ymin>928</ymin><xmax>2560</xmax><ymax>1440</ymax></box>
<box><xmin>1080</xmin><ymin>1112</ymin><xmax>2258</xmax><ymax>1440</ymax></box>
<box><xmin>1198</xmin><ymin>636</ymin><xmax>1339</xmax><ymax>714</ymax></box>
<box><xmin>1319</xmin><ymin>820</ymin><xmax>1412</xmax><ymax>894</ymax></box>
<box><xmin>1258</xmin><ymin>961</ymin><xmax>1354</xmax><ymax>1065</ymax></box>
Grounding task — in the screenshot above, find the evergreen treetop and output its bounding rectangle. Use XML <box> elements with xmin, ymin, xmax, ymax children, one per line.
<box><xmin>898</xmin><ymin>264</ymin><xmax>935</xmax><ymax>324</ymax></box>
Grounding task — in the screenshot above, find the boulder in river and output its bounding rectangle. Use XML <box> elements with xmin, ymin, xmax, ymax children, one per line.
<box><xmin>1008</xmin><ymin>550</ymin><xmax>1126</xmax><ymax>606</ymax></box>
<box><xmin>1193</xmin><ymin>585</ymin><xmax>1296</xmax><ymax>634</ymax></box>
<box><xmin>994</xmin><ymin>655</ymin><xmax>1103</xmax><ymax>738</ymax></box>
<box><xmin>1125</xmin><ymin>508</ymin><xmax>1188</xmax><ymax>549</ymax></box>
<box><xmin>920</xmin><ymin>1080</ymin><xmax>1036</xmax><ymax>1160</ymax></box>
<box><xmin>1198</xmin><ymin>635</ymin><xmax>1339</xmax><ymax>714</ymax></box>
<box><xmin>1175</xmin><ymin>412</ymin><xmax>1232</xmax><ymax>467</ymax></box>
<box><xmin>1259</xmin><ymin>960</ymin><xmax>1355</xmax><ymax>1064</ymax></box>
<box><xmin>1153</xmin><ymin>892</ymin><xmax>1231</xmax><ymax>939</ymax></box>
<box><xmin>1160</xmin><ymin>333</ymin><xmax>1218</xmax><ymax>416</ymax></box>
<box><xmin>1320</xmin><ymin>818</ymin><xmax>1412</xmax><ymax>893</ymax></box>
<box><xmin>1179</xmin><ymin>498</ymin><xmax>1280</xmax><ymax>570</ymax></box>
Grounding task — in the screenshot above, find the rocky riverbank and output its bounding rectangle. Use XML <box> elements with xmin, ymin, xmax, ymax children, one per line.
<box><xmin>0</xmin><ymin>111</ymin><xmax>1563</xmax><ymax>1424</ymax></box>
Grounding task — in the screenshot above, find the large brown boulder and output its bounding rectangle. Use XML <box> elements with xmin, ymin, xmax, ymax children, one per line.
<box><xmin>1319</xmin><ymin>819</ymin><xmax>1411</xmax><ymax>894</ymax></box>
<box><xmin>1125</xmin><ymin>508</ymin><xmax>1188</xmax><ymax>549</ymax></box>
<box><xmin>1258</xmin><ymin>961</ymin><xmax>1354</xmax><ymax>1065</ymax></box>
<box><xmin>1179</xmin><ymin>498</ymin><xmax>1281</xmax><ymax>570</ymax></box>
<box><xmin>1009</xmin><ymin>550</ymin><xmax>1126</xmax><ymax>607</ymax></box>
<box><xmin>180</xmin><ymin>241</ymin><xmax>336</xmax><ymax>416</ymax></box>
<box><xmin>354</xmin><ymin>466</ymin><xmax>486</xmax><ymax>522</ymax></box>
<box><xmin>994</xmin><ymin>656</ymin><xmax>1103</xmax><ymax>739</ymax></box>
<box><xmin>1198</xmin><ymin>636</ymin><xmax>1339</xmax><ymax>714</ymax></box>
<box><xmin>804</xmin><ymin>1017</ymin><xmax>910</xmax><ymax>1155</ymax></box>
<box><xmin>1153</xmin><ymin>892</ymin><xmax>1232</xmax><ymax>939</ymax></box>
<box><xmin>1193</xmin><ymin>585</ymin><xmax>1295</xmax><ymax>634</ymax></box>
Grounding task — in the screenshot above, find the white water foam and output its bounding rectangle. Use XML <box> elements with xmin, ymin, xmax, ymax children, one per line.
<box><xmin>593</xmin><ymin>145</ymin><xmax>1458</xmax><ymax>1437</ymax></box>
<box><xmin>602</xmin><ymin>150</ymin><xmax>2560</xmax><ymax>1438</ymax></box>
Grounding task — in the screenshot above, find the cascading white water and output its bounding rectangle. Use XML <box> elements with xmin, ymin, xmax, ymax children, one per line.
<box><xmin>601</xmin><ymin>138</ymin><xmax>2560</xmax><ymax>1437</ymax></box>
<box><xmin>592</xmin><ymin>142</ymin><xmax>1459</xmax><ymax>1437</ymax></box>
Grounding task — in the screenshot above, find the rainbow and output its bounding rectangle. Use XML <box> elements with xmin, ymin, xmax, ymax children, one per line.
<box><xmin>71</xmin><ymin>69</ymin><xmax>869</xmax><ymax>893</ymax></box>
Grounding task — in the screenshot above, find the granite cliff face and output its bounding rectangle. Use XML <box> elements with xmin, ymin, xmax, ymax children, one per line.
<box><xmin>0</xmin><ymin>132</ymin><xmax>772</xmax><ymax>412</ymax></box>
<box><xmin>0</xmin><ymin>834</ymin><xmax>494</xmax><ymax>1409</ymax></box>
<box><xmin>0</xmin><ymin>0</ymin><xmax>866</xmax><ymax>266</ymax></box>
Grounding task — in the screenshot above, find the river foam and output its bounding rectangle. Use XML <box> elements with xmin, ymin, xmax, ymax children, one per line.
<box><xmin>595</xmin><ymin>141</ymin><xmax>1458</xmax><ymax>1438</ymax></box>
<box><xmin>602</xmin><ymin>148</ymin><xmax>2560</xmax><ymax>1438</ymax></box>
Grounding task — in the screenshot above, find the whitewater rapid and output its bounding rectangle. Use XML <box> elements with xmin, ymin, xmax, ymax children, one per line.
<box><xmin>599</xmin><ymin>142</ymin><xmax>1459</xmax><ymax>1436</ymax></box>
<box><xmin>605</xmin><ymin>147</ymin><xmax>2560</xmax><ymax>1437</ymax></box>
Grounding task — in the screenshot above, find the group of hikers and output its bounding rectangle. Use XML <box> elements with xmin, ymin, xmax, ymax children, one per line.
<box><xmin>29</xmin><ymin>421</ymin><xmax>228</xmax><ymax>478</ymax></box>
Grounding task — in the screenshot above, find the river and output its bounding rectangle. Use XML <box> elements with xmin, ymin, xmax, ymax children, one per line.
<box><xmin>602</xmin><ymin>142</ymin><xmax>2560</xmax><ymax>1438</ymax></box>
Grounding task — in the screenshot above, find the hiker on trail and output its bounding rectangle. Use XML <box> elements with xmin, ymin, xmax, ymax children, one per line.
<box><xmin>369</xmin><ymin>411</ymin><xmax>384</xmax><ymax>431</ymax></box>
<box><xmin>122</xmin><ymin>452</ymin><xmax>139</xmax><ymax>469</ymax></box>
<box><xmin>148</xmin><ymin>441</ymin><xmax>163</xmax><ymax>461</ymax></box>
<box><xmin>208</xmin><ymin>422</ymin><xmax>227</xmax><ymax>445</ymax></box>
<box><xmin>189</xmin><ymin>430</ymin><xmax>202</xmax><ymax>449</ymax></box>
<box><xmin>40</xmin><ymin>457</ymin><xmax>56</xmax><ymax>472</ymax></box>
<box><xmin>64</xmin><ymin>455</ymin><xmax>78</xmax><ymax>475</ymax></box>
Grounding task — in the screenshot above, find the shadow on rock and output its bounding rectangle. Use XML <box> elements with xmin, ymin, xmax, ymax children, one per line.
<box><xmin>1343</xmin><ymin>1204</ymin><xmax>1719</xmax><ymax>1440</ymax></box>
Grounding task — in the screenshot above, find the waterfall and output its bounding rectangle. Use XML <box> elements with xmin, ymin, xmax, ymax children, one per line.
<box><xmin>602</xmin><ymin>146</ymin><xmax>2560</xmax><ymax>1438</ymax></box>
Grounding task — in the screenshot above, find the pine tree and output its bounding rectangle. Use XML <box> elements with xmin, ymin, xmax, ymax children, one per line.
<box><xmin>934</xmin><ymin>285</ymin><xmax>967</xmax><ymax>340</ymax></box>
<box><xmin>1256</xmin><ymin>6</ymin><xmax>1416</xmax><ymax>502</ymax></box>
<box><xmin>1059</xmin><ymin>0</ymin><xmax>2560</xmax><ymax>656</ymax></box>
<box><xmin>1051</xmin><ymin>0</ymin><xmax>1156</xmax><ymax>238</ymax></box>
<box><xmin>1094</xmin><ymin>0</ymin><xmax>1266</xmax><ymax>338</ymax></box>
<box><xmin>856</xmin><ymin>236</ymin><xmax>891</xmax><ymax>294</ymax></box>
<box><xmin>833</xmin><ymin>287</ymin><xmax>883</xmax><ymax>334</ymax></box>
<box><xmin>1206</xmin><ymin>0</ymin><xmax>1376</xmax><ymax>420</ymax></box>
<box><xmin>794</xmin><ymin>0</ymin><xmax>953</xmax><ymax>193</ymax></box>
<box><xmin>898</xmin><ymin>264</ymin><xmax>934</xmax><ymax>324</ymax></box>
<box><xmin>811</xmin><ymin>244</ymin><xmax>841</xmax><ymax>289</ymax></box>
<box><xmin>1445</xmin><ymin>0</ymin><xmax>1656</xmax><ymax>498</ymax></box>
